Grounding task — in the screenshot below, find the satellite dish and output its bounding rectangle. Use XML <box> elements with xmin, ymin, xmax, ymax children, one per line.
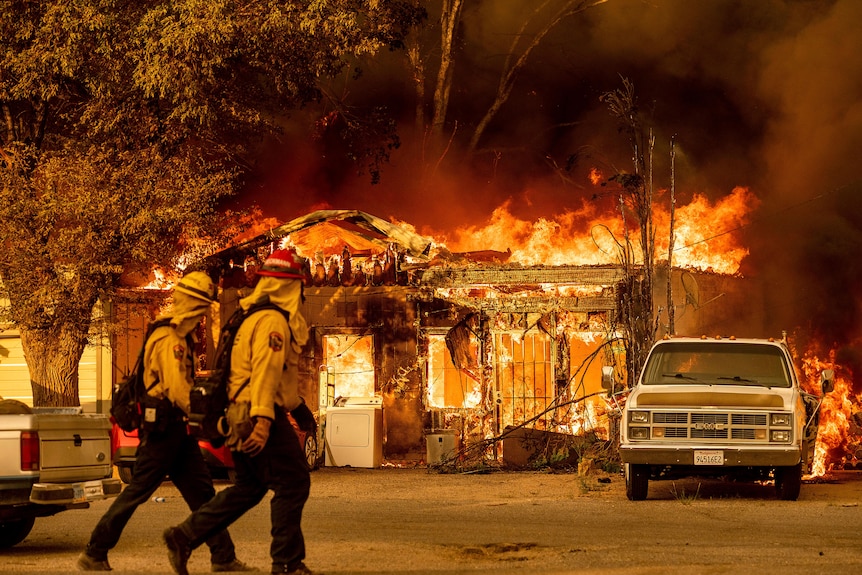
<box><xmin>681</xmin><ymin>272</ymin><xmax>700</xmax><ymax>310</ymax></box>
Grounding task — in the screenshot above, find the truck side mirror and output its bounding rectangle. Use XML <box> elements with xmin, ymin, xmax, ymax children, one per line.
<box><xmin>820</xmin><ymin>369</ymin><xmax>835</xmax><ymax>394</ymax></box>
<box><xmin>601</xmin><ymin>366</ymin><xmax>615</xmax><ymax>391</ymax></box>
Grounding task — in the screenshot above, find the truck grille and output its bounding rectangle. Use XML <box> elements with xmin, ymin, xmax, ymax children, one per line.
<box><xmin>691</xmin><ymin>428</ymin><xmax>727</xmax><ymax>439</ymax></box>
<box><xmin>648</xmin><ymin>411</ymin><xmax>776</xmax><ymax>443</ymax></box>
<box><xmin>654</xmin><ymin>413</ymin><xmax>688</xmax><ymax>424</ymax></box>
<box><xmin>732</xmin><ymin>414</ymin><xmax>767</xmax><ymax>426</ymax></box>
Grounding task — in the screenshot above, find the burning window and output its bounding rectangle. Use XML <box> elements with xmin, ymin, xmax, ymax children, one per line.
<box><xmin>426</xmin><ymin>333</ymin><xmax>481</xmax><ymax>409</ymax></box>
<box><xmin>495</xmin><ymin>331</ymin><xmax>553</xmax><ymax>429</ymax></box>
<box><xmin>322</xmin><ymin>334</ymin><xmax>376</xmax><ymax>399</ymax></box>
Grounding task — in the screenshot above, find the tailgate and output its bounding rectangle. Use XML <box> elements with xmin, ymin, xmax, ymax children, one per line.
<box><xmin>33</xmin><ymin>412</ymin><xmax>113</xmax><ymax>482</ymax></box>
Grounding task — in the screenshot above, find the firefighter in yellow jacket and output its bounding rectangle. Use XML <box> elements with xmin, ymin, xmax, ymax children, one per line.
<box><xmin>79</xmin><ymin>272</ymin><xmax>251</xmax><ymax>572</ymax></box>
<box><xmin>164</xmin><ymin>249</ymin><xmax>316</xmax><ymax>575</ymax></box>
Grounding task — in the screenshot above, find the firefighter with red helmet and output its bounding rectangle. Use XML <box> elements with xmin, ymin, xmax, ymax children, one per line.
<box><xmin>78</xmin><ymin>272</ymin><xmax>251</xmax><ymax>573</ymax></box>
<box><xmin>164</xmin><ymin>249</ymin><xmax>316</xmax><ymax>575</ymax></box>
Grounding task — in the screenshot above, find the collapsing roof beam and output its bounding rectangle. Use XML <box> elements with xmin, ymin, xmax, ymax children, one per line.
<box><xmin>419</xmin><ymin>265</ymin><xmax>626</xmax><ymax>287</ymax></box>
<box><xmin>232</xmin><ymin>210</ymin><xmax>433</xmax><ymax>259</ymax></box>
<box><xmin>429</xmin><ymin>295</ymin><xmax>616</xmax><ymax>314</ymax></box>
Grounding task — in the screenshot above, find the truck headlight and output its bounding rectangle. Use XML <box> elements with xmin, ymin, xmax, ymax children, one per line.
<box><xmin>770</xmin><ymin>430</ymin><xmax>791</xmax><ymax>442</ymax></box>
<box><xmin>629</xmin><ymin>427</ymin><xmax>650</xmax><ymax>440</ymax></box>
<box><xmin>629</xmin><ymin>411</ymin><xmax>650</xmax><ymax>424</ymax></box>
<box><xmin>770</xmin><ymin>413</ymin><xmax>791</xmax><ymax>426</ymax></box>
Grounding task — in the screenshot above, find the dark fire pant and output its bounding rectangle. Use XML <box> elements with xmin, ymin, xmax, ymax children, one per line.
<box><xmin>85</xmin><ymin>418</ymin><xmax>236</xmax><ymax>564</ymax></box>
<box><xmin>178</xmin><ymin>407</ymin><xmax>311</xmax><ymax>572</ymax></box>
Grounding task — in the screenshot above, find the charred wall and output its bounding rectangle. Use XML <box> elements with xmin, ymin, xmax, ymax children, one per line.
<box><xmin>300</xmin><ymin>285</ymin><xmax>425</xmax><ymax>460</ymax></box>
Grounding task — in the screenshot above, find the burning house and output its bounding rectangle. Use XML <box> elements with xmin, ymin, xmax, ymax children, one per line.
<box><xmin>193</xmin><ymin>209</ymin><xmax>764</xmax><ymax>467</ymax></box>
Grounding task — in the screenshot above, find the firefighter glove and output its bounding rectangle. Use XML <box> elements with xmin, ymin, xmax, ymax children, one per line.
<box><xmin>241</xmin><ymin>417</ymin><xmax>271</xmax><ymax>456</ymax></box>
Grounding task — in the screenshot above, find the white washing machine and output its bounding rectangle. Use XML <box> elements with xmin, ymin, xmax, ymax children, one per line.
<box><xmin>324</xmin><ymin>396</ymin><xmax>383</xmax><ymax>468</ymax></box>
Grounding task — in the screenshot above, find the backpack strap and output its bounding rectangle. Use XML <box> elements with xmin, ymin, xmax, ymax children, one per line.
<box><xmin>224</xmin><ymin>299</ymin><xmax>291</xmax><ymax>403</ymax></box>
<box><xmin>141</xmin><ymin>318</ymin><xmax>184</xmax><ymax>393</ymax></box>
<box><xmin>120</xmin><ymin>318</ymin><xmax>169</xmax><ymax>389</ymax></box>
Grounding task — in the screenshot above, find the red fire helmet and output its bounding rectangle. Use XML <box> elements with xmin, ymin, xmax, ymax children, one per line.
<box><xmin>257</xmin><ymin>249</ymin><xmax>305</xmax><ymax>282</ymax></box>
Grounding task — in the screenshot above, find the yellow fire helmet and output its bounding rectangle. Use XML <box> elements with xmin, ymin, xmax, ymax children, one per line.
<box><xmin>174</xmin><ymin>271</ymin><xmax>217</xmax><ymax>303</ymax></box>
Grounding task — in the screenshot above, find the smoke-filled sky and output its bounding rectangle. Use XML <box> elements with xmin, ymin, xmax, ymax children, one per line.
<box><xmin>238</xmin><ymin>0</ymin><xmax>862</xmax><ymax>355</ymax></box>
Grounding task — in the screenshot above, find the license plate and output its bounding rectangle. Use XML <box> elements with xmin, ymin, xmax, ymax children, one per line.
<box><xmin>72</xmin><ymin>481</ymin><xmax>105</xmax><ymax>503</ymax></box>
<box><xmin>694</xmin><ymin>450</ymin><xmax>724</xmax><ymax>465</ymax></box>
<box><xmin>82</xmin><ymin>481</ymin><xmax>105</xmax><ymax>498</ymax></box>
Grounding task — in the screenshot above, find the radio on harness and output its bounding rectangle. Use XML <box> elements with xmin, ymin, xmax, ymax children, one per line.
<box><xmin>188</xmin><ymin>298</ymin><xmax>289</xmax><ymax>446</ymax></box>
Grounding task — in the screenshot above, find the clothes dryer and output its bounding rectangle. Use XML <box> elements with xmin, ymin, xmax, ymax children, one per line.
<box><xmin>324</xmin><ymin>397</ymin><xmax>383</xmax><ymax>468</ymax></box>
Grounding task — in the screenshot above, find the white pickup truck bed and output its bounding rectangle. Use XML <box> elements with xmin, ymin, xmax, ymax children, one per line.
<box><xmin>0</xmin><ymin>401</ymin><xmax>121</xmax><ymax>547</ymax></box>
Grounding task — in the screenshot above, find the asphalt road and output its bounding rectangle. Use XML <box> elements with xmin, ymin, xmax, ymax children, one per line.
<box><xmin>3</xmin><ymin>467</ymin><xmax>862</xmax><ymax>574</ymax></box>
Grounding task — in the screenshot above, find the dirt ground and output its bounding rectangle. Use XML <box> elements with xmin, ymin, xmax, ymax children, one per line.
<box><xmin>6</xmin><ymin>465</ymin><xmax>862</xmax><ymax>574</ymax></box>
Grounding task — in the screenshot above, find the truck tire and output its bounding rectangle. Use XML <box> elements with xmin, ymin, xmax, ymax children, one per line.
<box><xmin>625</xmin><ymin>463</ymin><xmax>649</xmax><ymax>501</ymax></box>
<box><xmin>0</xmin><ymin>517</ymin><xmax>35</xmax><ymax>549</ymax></box>
<box><xmin>775</xmin><ymin>463</ymin><xmax>802</xmax><ymax>501</ymax></box>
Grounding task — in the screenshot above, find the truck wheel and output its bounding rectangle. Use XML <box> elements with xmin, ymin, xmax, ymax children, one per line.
<box><xmin>0</xmin><ymin>517</ymin><xmax>35</xmax><ymax>549</ymax></box>
<box><xmin>775</xmin><ymin>463</ymin><xmax>802</xmax><ymax>501</ymax></box>
<box><xmin>625</xmin><ymin>463</ymin><xmax>649</xmax><ymax>501</ymax></box>
<box><xmin>118</xmin><ymin>465</ymin><xmax>133</xmax><ymax>484</ymax></box>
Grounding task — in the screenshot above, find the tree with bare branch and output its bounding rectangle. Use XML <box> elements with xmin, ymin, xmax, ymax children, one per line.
<box><xmin>405</xmin><ymin>0</ymin><xmax>608</xmax><ymax>167</ymax></box>
<box><xmin>467</xmin><ymin>0</ymin><xmax>608</xmax><ymax>154</ymax></box>
<box><xmin>600</xmin><ymin>77</ymin><xmax>658</xmax><ymax>385</ymax></box>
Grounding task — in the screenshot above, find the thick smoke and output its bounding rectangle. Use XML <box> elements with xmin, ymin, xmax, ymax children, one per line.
<box><xmin>241</xmin><ymin>0</ymin><xmax>862</xmax><ymax>376</ymax></box>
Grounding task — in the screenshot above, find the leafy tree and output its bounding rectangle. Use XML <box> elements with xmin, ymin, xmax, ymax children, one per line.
<box><xmin>0</xmin><ymin>0</ymin><xmax>420</xmax><ymax>406</ymax></box>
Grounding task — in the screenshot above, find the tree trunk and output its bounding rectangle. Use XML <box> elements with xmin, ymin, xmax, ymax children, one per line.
<box><xmin>20</xmin><ymin>326</ymin><xmax>87</xmax><ymax>407</ymax></box>
<box><xmin>431</xmin><ymin>0</ymin><xmax>464</xmax><ymax>140</ymax></box>
<box><xmin>406</xmin><ymin>35</ymin><xmax>426</xmax><ymax>137</ymax></box>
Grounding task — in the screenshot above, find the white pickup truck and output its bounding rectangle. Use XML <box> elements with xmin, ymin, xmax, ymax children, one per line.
<box><xmin>612</xmin><ymin>336</ymin><xmax>834</xmax><ymax>501</ymax></box>
<box><xmin>0</xmin><ymin>398</ymin><xmax>121</xmax><ymax>548</ymax></box>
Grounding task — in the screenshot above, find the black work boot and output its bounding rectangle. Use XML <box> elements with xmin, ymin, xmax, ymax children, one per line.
<box><xmin>272</xmin><ymin>562</ymin><xmax>316</xmax><ymax>575</ymax></box>
<box><xmin>212</xmin><ymin>558</ymin><xmax>257</xmax><ymax>572</ymax></box>
<box><xmin>163</xmin><ymin>526</ymin><xmax>192</xmax><ymax>575</ymax></box>
<box><xmin>76</xmin><ymin>552</ymin><xmax>112</xmax><ymax>571</ymax></box>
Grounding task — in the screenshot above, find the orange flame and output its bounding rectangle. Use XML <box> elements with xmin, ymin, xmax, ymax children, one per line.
<box><xmin>322</xmin><ymin>334</ymin><xmax>376</xmax><ymax>399</ymax></box>
<box><xmin>799</xmin><ymin>349</ymin><xmax>861</xmax><ymax>476</ymax></box>
<box><xmin>436</xmin><ymin>186</ymin><xmax>758</xmax><ymax>274</ymax></box>
<box><xmin>657</xmin><ymin>187</ymin><xmax>759</xmax><ymax>274</ymax></box>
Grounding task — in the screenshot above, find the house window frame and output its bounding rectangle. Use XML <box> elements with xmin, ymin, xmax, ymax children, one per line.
<box><xmin>316</xmin><ymin>327</ymin><xmax>378</xmax><ymax>400</ymax></box>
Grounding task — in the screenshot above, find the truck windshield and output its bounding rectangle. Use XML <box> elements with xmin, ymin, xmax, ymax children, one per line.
<box><xmin>642</xmin><ymin>342</ymin><xmax>793</xmax><ymax>388</ymax></box>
